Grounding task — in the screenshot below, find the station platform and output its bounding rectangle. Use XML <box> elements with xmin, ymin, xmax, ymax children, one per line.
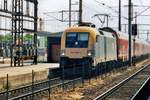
<box><xmin>0</xmin><ymin>58</ymin><xmax>10</xmax><ymax>64</ymax></box>
<box><xmin>0</xmin><ymin>63</ymin><xmax>59</xmax><ymax>77</ymax></box>
<box><xmin>0</xmin><ymin>63</ymin><xmax>59</xmax><ymax>90</ymax></box>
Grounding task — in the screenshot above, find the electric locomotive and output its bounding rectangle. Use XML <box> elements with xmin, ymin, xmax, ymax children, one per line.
<box><xmin>60</xmin><ymin>26</ymin><xmax>117</xmax><ymax>68</ymax></box>
<box><xmin>60</xmin><ymin>26</ymin><xmax>150</xmax><ymax>70</ymax></box>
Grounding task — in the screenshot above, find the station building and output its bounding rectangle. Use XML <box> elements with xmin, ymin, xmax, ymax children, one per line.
<box><xmin>37</xmin><ymin>31</ymin><xmax>63</xmax><ymax>63</ymax></box>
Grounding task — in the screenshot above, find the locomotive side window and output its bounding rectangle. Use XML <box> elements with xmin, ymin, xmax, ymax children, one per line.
<box><xmin>66</xmin><ymin>32</ymin><xmax>89</xmax><ymax>48</ymax></box>
<box><xmin>96</xmin><ymin>35</ymin><xmax>99</xmax><ymax>42</ymax></box>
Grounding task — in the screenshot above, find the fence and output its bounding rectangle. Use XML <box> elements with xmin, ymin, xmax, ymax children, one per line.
<box><xmin>0</xmin><ymin>69</ymin><xmax>83</xmax><ymax>100</ymax></box>
<box><xmin>0</xmin><ymin>54</ymin><xmax>149</xmax><ymax>100</ymax></box>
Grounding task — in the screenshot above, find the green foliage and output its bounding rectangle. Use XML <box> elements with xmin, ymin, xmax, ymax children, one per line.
<box><xmin>24</xmin><ymin>34</ymin><xmax>33</xmax><ymax>41</ymax></box>
<box><xmin>0</xmin><ymin>34</ymin><xmax>11</xmax><ymax>42</ymax></box>
<box><xmin>0</xmin><ymin>35</ymin><xmax>3</xmax><ymax>41</ymax></box>
<box><xmin>0</xmin><ymin>33</ymin><xmax>35</xmax><ymax>43</ymax></box>
<box><xmin>4</xmin><ymin>34</ymin><xmax>11</xmax><ymax>42</ymax></box>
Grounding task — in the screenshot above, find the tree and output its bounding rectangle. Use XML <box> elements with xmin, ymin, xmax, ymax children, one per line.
<box><xmin>24</xmin><ymin>34</ymin><xmax>33</xmax><ymax>41</ymax></box>
<box><xmin>4</xmin><ymin>34</ymin><xmax>11</xmax><ymax>42</ymax></box>
<box><xmin>0</xmin><ymin>35</ymin><xmax>4</xmax><ymax>41</ymax></box>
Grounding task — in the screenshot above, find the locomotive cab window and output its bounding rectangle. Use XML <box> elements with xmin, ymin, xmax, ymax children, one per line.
<box><xmin>66</xmin><ymin>32</ymin><xmax>89</xmax><ymax>48</ymax></box>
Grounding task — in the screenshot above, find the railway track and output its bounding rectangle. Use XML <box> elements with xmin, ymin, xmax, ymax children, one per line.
<box><xmin>0</xmin><ymin>77</ymin><xmax>61</xmax><ymax>100</ymax></box>
<box><xmin>0</xmin><ymin>75</ymin><xmax>83</xmax><ymax>100</ymax></box>
<box><xmin>93</xmin><ymin>64</ymin><xmax>150</xmax><ymax>100</ymax></box>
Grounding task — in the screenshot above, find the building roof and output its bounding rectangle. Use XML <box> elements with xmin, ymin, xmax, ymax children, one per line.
<box><xmin>37</xmin><ymin>31</ymin><xmax>63</xmax><ymax>37</ymax></box>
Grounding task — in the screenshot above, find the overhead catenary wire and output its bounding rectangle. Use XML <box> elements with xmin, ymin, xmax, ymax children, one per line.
<box><xmin>82</xmin><ymin>1</ymin><xmax>102</xmax><ymax>14</ymax></box>
<box><xmin>123</xmin><ymin>4</ymin><xmax>150</xmax><ymax>8</ymax></box>
<box><xmin>94</xmin><ymin>0</ymin><xmax>150</xmax><ymax>21</ymax></box>
<box><xmin>94</xmin><ymin>0</ymin><xmax>128</xmax><ymax>20</ymax></box>
<box><xmin>43</xmin><ymin>12</ymin><xmax>72</xmax><ymax>23</ymax></box>
<box><xmin>43</xmin><ymin>13</ymin><xmax>62</xmax><ymax>22</ymax></box>
<box><xmin>133</xmin><ymin>6</ymin><xmax>150</xmax><ymax>19</ymax></box>
<box><xmin>82</xmin><ymin>1</ymin><xmax>119</xmax><ymax>27</ymax></box>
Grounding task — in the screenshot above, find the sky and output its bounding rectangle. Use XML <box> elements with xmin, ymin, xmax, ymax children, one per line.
<box><xmin>0</xmin><ymin>0</ymin><xmax>149</xmax><ymax>40</ymax></box>
<box><xmin>38</xmin><ymin>0</ymin><xmax>150</xmax><ymax>41</ymax></box>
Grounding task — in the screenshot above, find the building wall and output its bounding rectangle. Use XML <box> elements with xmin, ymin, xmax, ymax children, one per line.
<box><xmin>47</xmin><ymin>37</ymin><xmax>61</xmax><ymax>63</ymax></box>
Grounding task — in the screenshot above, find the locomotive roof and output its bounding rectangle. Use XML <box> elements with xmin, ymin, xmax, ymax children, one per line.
<box><xmin>64</xmin><ymin>26</ymin><xmax>150</xmax><ymax>45</ymax></box>
<box><xmin>99</xmin><ymin>27</ymin><xmax>128</xmax><ymax>40</ymax></box>
<box><xmin>65</xmin><ymin>26</ymin><xmax>115</xmax><ymax>38</ymax></box>
<box><xmin>116</xmin><ymin>31</ymin><xmax>129</xmax><ymax>39</ymax></box>
<box><xmin>98</xmin><ymin>30</ymin><xmax>116</xmax><ymax>38</ymax></box>
<box><xmin>65</xmin><ymin>26</ymin><xmax>96</xmax><ymax>31</ymax></box>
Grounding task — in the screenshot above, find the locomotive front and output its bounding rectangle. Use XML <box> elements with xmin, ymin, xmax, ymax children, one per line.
<box><xmin>60</xmin><ymin>27</ymin><xmax>97</xmax><ymax>68</ymax></box>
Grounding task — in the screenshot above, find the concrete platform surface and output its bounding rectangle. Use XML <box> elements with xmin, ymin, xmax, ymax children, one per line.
<box><xmin>0</xmin><ymin>63</ymin><xmax>59</xmax><ymax>77</ymax></box>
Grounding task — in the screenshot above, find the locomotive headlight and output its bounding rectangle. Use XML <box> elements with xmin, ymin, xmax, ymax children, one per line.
<box><xmin>87</xmin><ymin>50</ymin><xmax>92</xmax><ymax>56</ymax></box>
<box><xmin>61</xmin><ymin>50</ymin><xmax>65</xmax><ymax>56</ymax></box>
<box><xmin>61</xmin><ymin>52</ymin><xmax>65</xmax><ymax>56</ymax></box>
<box><xmin>88</xmin><ymin>52</ymin><xmax>92</xmax><ymax>56</ymax></box>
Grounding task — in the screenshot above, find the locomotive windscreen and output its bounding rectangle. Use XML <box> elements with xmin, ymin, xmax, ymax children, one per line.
<box><xmin>66</xmin><ymin>32</ymin><xmax>89</xmax><ymax>48</ymax></box>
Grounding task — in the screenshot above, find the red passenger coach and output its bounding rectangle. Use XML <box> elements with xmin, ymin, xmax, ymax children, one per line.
<box><xmin>134</xmin><ymin>39</ymin><xmax>141</xmax><ymax>57</ymax></box>
<box><xmin>99</xmin><ymin>27</ymin><xmax>150</xmax><ymax>63</ymax></box>
<box><xmin>116</xmin><ymin>32</ymin><xmax>129</xmax><ymax>61</ymax></box>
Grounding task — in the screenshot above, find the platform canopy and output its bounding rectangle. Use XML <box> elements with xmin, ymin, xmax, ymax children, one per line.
<box><xmin>37</xmin><ymin>31</ymin><xmax>63</xmax><ymax>37</ymax></box>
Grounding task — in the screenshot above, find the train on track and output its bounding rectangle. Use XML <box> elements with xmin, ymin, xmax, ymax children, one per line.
<box><xmin>60</xmin><ymin>25</ymin><xmax>150</xmax><ymax>71</ymax></box>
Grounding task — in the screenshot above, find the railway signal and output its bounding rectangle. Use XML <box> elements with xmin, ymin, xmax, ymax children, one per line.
<box><xmin>132</xmin><ymin>24</ymin><xmax>137</xmax><ymax>35</ymax></box>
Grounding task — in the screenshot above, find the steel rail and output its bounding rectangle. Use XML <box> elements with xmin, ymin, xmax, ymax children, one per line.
<box><xmin>131</xmin><ymin>76</ymin><xmax>150</xmax><ymax>100</ymax></box>
<box><xmin>9</xmin><ymin>77</ymin><xmax>82</xmax><ymax>100</ymax></box>
<box><xmin>93</xmin><ymin>64</ymin><xmax>150</xmax><ymax>100</ymax></box>
<box><xmin>0</xmin><ymin>77</ymin><xmax>60</xmax><ymax>99</ymax></box>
